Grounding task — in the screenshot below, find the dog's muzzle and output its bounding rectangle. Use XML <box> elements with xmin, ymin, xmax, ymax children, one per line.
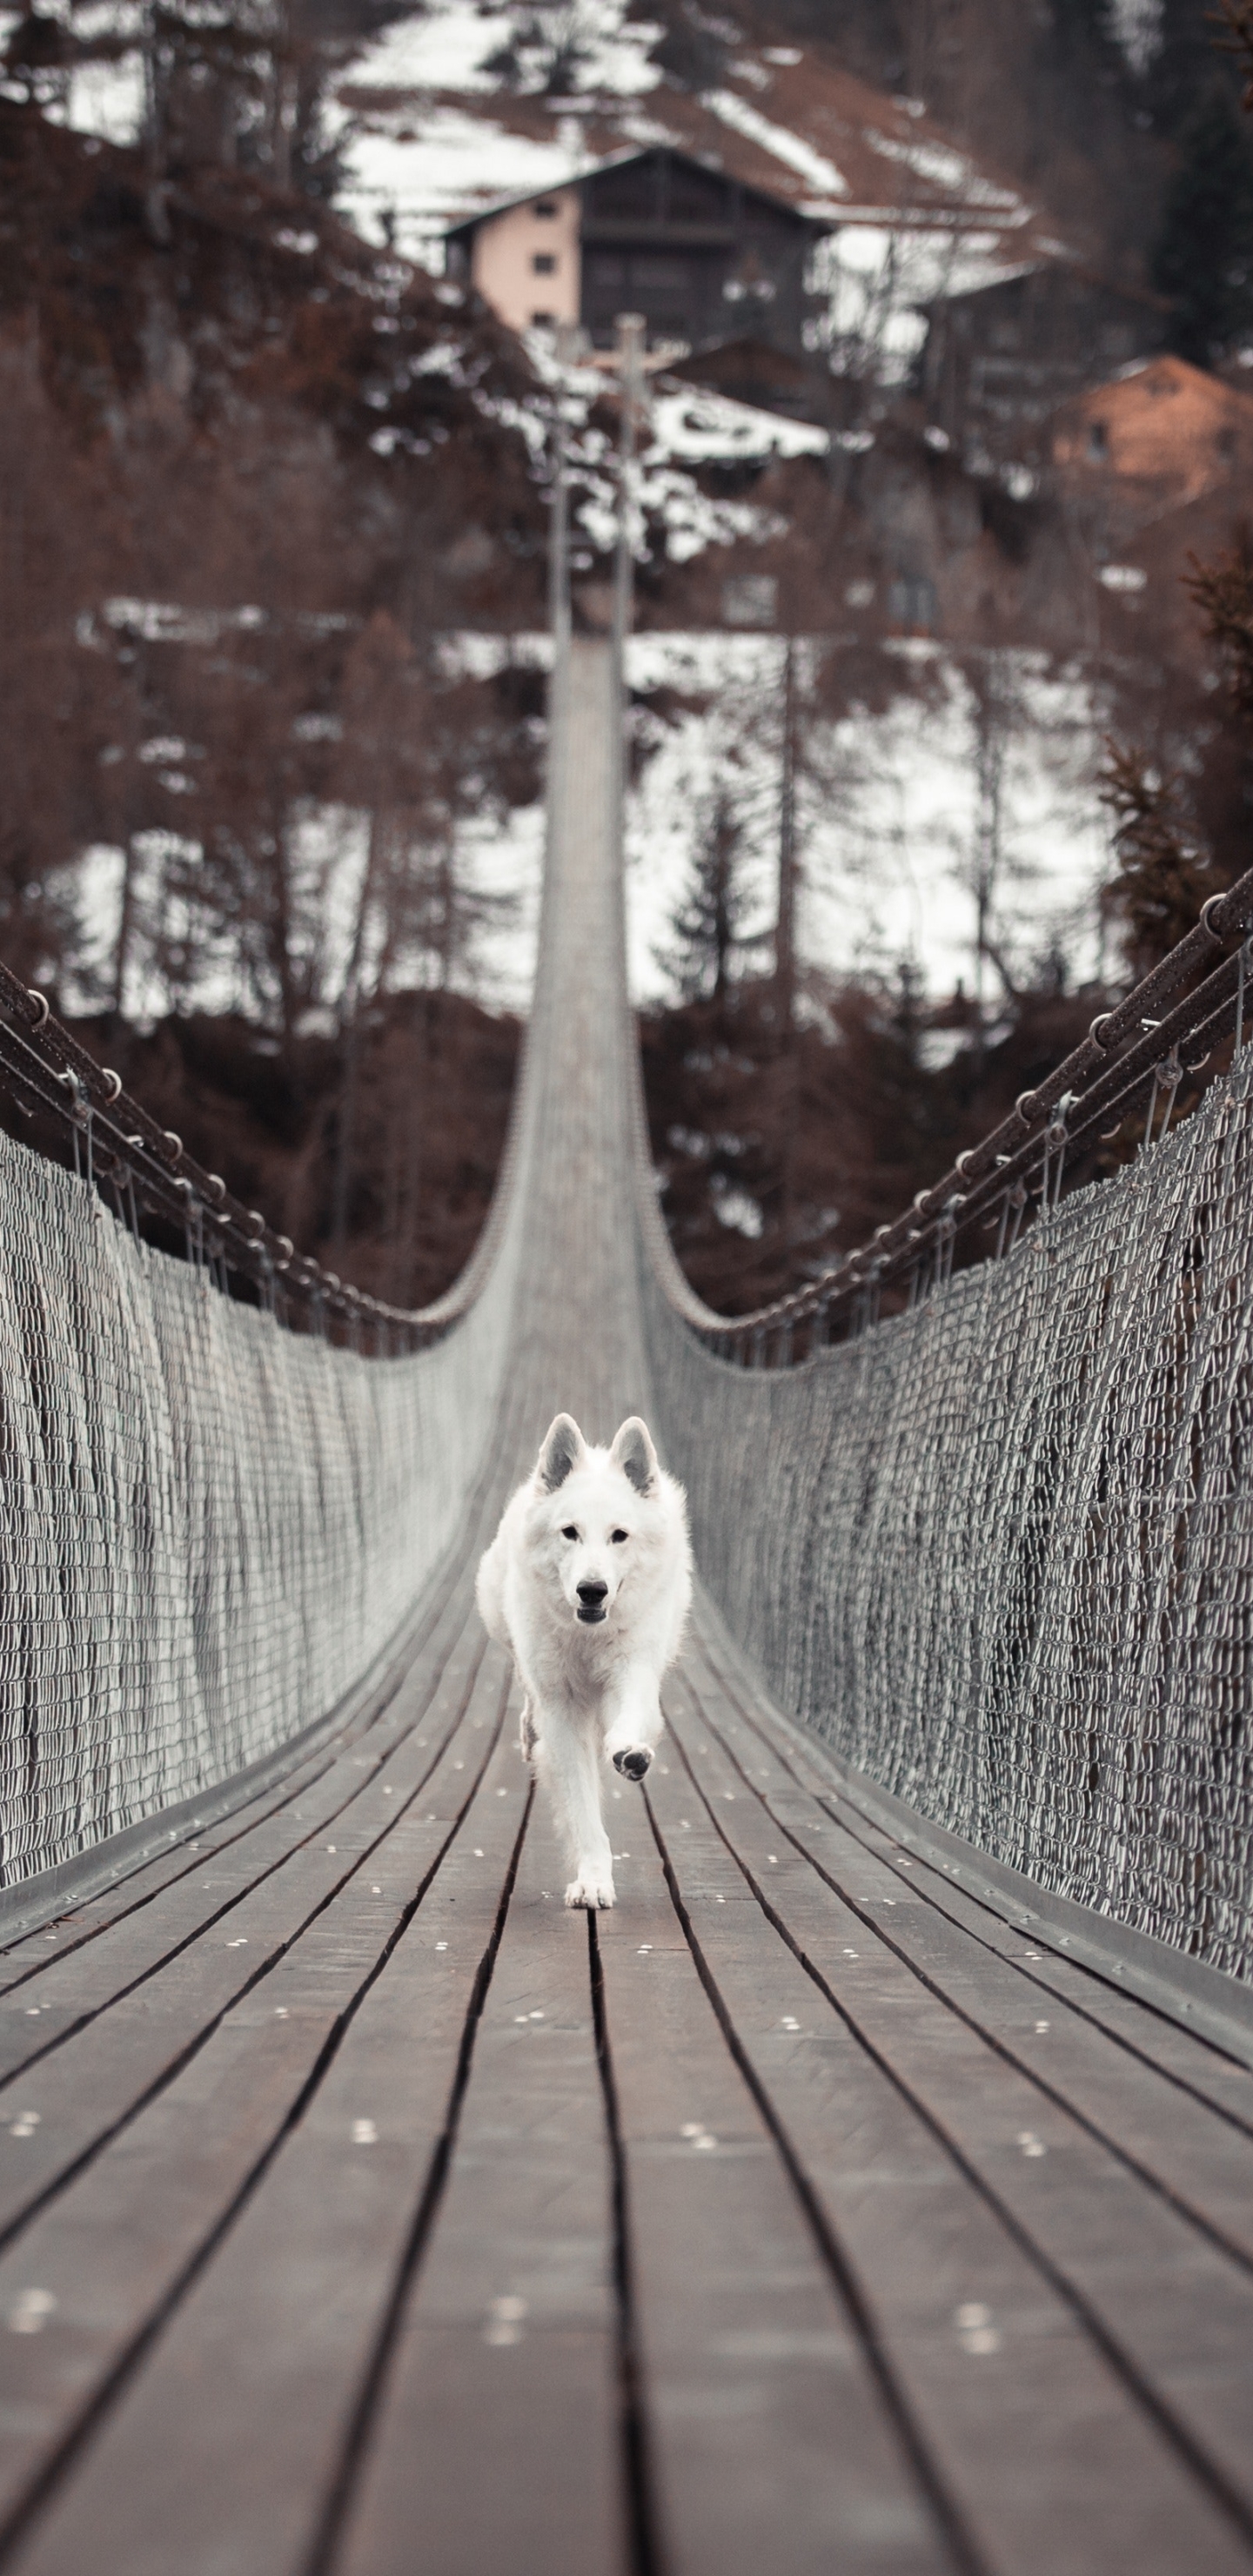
<box><xmin>576</xmin><ymin>1580</ymin><xmax>608</xmax><ymax>1625</ymax></box>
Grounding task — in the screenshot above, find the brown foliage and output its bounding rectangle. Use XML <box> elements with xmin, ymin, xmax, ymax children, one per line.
<box><xmin>54</xmin><ymin>989</ymin><xmax>521</xmax><ymax>1308</ymax></box>
<box><xmin>1214</xmin><ymin>0</ymin><xmax>1253</xmax><ymax>112</ymax></box>
<box><xmin>1098</xmin><ymin>738</ymin><xmax>1214</xmax><ymax>980</ymax></box>
<box><xmin>0</xmin><ymin>336</ymin><xmax>127</xmax><ymax>983</ymax></box>
<box><xmin>0</xmin><ymin>101</ymin><xmax>546</xmax><ymax>1014</ymax></box>
<box><xmin>638</xmin><ymin>965</ymin><xmax>1102</xmax><ymax>1314</ymax></box>
<box><xmin>0</xmin><ymin>100</ymin><xmax>552</xmax><ymax>1303</ymax></box>
<box><xmin>1184</xmin><ymin>533</ymin><xmax>1253</xmax><ymax>728</ymax></box>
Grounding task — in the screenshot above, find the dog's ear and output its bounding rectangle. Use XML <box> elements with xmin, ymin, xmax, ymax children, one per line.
<box><xmin>610</xmin><ymin>1417</ymin><xmax>658</xmax><ymax>1496</ymax></box>
<box><xmin>537</xmin><ymin>1413</ymin><xmax>586</xmax><ymax>1493</ymax></box>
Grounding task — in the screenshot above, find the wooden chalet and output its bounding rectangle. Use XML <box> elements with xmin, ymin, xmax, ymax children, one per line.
<box><xmin>444</xmin><ymin>146</ymin><xmax>833</xmax><ymax>353</ymax></box>
<box><xmin>921</xmin><ymin>263</ymin><xmax>1169</xmax><ymax>453</ymax></box>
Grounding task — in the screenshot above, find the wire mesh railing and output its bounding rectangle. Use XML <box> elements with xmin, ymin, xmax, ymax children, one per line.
<box><xmin>10</xmin><ymin>861</ymin><xmax>1253</xmax><ymax>1380</ymax></box>
<box><xmin>642</xmin><ymin>1019</ymin><xmax>1253</xmax><ymax>1979</ymax></box>
<box><xmin>7</xmin><ymin>647</ymin><xmax>1253</xmax><ymax>1970</ymax></box>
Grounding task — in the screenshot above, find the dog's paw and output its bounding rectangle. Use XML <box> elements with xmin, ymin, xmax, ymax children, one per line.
<box><xmin>565</xmin><ymin>1875</ymin><xmax>615</xmax><ymax>1910</ymax></box>
<box><xmin>612</xmin><ymin>1747</ymin><xmax>652</xmax><ymax>1783</ymax></box>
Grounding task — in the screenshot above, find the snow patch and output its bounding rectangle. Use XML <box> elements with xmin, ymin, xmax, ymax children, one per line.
<box><xmin>865</xmin><ymin>129</ymin><xmax>1025</xmax><ymax>214</ymax></box>
<box><xmin>621</xmin><ymin>635</ymin><xmax>1107</xmax><ymax>1008</ymax></box>
<box><xmin>647</xmin><ymin>385</ymin><xmax>827</xmax><ymax>466</ymax></box>
<box><xmin>700</xmin><ymin>89</ymin><xmax>848</xmax><ymax>200</ymax></box>
<box><xmin>343</xmin><ymin>0</ymin><xmax>660</xmax><ymax>98</ymax></box>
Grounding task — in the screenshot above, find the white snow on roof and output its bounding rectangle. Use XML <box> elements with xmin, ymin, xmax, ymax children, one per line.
<box><xmin>615</xmin><ymin>109</ymin><xmax>688</xmax><ymax>151</ymax></box>
<box><xmin>337</xmin><ymin>106</ymin><xmax>583</xmax><ymax>256</ymax></box>
<box><xmin>809</xmin><ymin>225</ymin><xmax>1035</xmax><ymax>375</ymax></box>
<box><xmin>647</xmin><ymin>384</ymin><xmax>828</xmax><ymax>465</ymax></box>
<box><xmin>865</xmin><ymin>129</ymin><xmax>1025</xmax><ymax>214</ymax></box>
<box><xmin>700</xmin><ymin>89</ymin><xmax>849</xmax><ymax>201</ymax></box>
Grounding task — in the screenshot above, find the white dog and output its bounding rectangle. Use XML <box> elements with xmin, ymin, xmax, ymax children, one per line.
<box><xmin>475</xmin><ymin>1413</ymin><xmax>692</xmax><ymax>1909</ymax></box>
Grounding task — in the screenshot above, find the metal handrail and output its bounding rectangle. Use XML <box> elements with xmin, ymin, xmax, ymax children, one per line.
<box><xmin>10</xmin><ymin>863</ymin><xmax>1253</xmax><ymax>1369</ymax></box>
<box><xmin>0</xmin><ymin>961</ymin><xmax>518</xmax><ymax>1353</ymax></box>
<box><xmin>640</xmin><ymin>868</ymin><xmax>1253</xmax><ymax>1367</ymax></box>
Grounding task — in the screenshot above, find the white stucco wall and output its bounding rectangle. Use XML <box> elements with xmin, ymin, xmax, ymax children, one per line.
<box><xmin>471</xmin><ymin>189</ymin><xmax>581</xmax><ymax>332</ymax></box>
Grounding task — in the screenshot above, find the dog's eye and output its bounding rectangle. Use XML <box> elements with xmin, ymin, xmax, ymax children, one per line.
<box><xmin>561</xmin><ymin>1525</ymin><xmax>578</xmax><ymax>1541</ymax></box>
<box><xmin>611</xmin><ymin>1529</ymin><xmax>628</xmax><ymax>1544</ymax></box>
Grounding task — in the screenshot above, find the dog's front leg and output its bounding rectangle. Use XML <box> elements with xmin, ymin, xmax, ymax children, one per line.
<box><xmin>518</xmin><ymin>1694</ymin><xmax>537</xmax><ymax>1767</ymax></box>
<box><xmin>537</xmin><ymin>1714</ymin><xmax>615</xmax><ymax>1909</ymax></box>
<box><xmin>603</xmin><ymin>1667</ymin><xmax>665</xmax><ymax>1785</ymax></box>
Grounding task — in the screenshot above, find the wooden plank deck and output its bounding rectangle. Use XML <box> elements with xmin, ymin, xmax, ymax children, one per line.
<box><xmin>0</xmin><ymin>1553</ymin><xmax>1250</xmax><ymax>2574</ymax></box>
<box><xmin>1</xmin><ymin>638</ymin><xmax>1251</xmax><ymax>2573</ymax></box>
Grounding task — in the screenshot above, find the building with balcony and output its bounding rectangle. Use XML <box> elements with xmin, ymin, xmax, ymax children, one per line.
<box><xmin>444</xmin><ymin>145</ymin><xmax>833</xmax><ymax>353</ymax></box>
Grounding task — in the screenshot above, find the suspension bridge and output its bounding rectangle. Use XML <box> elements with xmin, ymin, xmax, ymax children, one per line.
<box><xmin>0</xmin><ymin>627</ymin><xmax>1252</xmax><ymax>2576</ymax></box>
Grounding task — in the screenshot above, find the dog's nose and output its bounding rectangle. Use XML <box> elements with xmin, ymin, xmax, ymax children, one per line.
<box><xmin>577</xmin><ymin>1580</ymin><xmax>608</xmax><ymax>1607</ymax></box>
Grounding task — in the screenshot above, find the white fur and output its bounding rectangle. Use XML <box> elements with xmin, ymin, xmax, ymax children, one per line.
<box><xmin>475</xmin><ymin>1413</ymin><xmax>692</xmax><ymax>1909</ymax></box>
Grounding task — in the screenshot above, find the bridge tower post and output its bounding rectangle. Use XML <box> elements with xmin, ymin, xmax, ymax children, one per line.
<box><xmin>611</xmin><ymin>311</ymin><xmax>646</xmax><ymax>668</ymax></box>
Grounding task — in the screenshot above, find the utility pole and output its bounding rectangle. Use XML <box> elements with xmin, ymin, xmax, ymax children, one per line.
<box><xmin>612</xmin><ymin>312</ymin><xmax>647</xmax><ymax>674</ymax></box>
<box><xmin>548</xmin><ymin>320</ymin><xmax>576</xmax><ymax>657</ymax></box>
<box><xmin>610</xmin><ymin>312</ymin><xmax>646</xmax><ymax>883</ymax></box>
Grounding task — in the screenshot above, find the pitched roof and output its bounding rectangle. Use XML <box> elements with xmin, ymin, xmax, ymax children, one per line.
<box><xmin>932</xmin><ymin>258</ymin><xmax>1169</xmax><ymax>316</ymax></box>
<box><xmin>341</xmin><ymin>31</ymin><xmax>1066</xmax><ymax>264</ymax></box>
<box><xmin>442</xmin><ymin>143</ymin><xmax>832</xmax><ymax>240</ymax></box>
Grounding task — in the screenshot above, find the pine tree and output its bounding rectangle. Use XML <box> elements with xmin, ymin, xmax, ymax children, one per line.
<box><xmin>1144</xmin><ymin>0</ymin><xmax>1237</xmax><ymax>137</ymax></box>
<box><xmin>660</xmin><ymin>795</ymin><xmax>761</xmax><ymax>1005</ymax></box>
<box><xmin>1098</xmin><ymin>740</ymin><xmax>1213</xmax><ymax>977</ymax></box>
<box><xmin>1152</xmin><ymin>83</ymin><xmax>1253</xmax><ymax>364</ymax></box>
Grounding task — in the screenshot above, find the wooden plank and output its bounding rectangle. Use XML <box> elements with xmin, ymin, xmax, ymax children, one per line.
<box><xmin>0</xmin><ymin>1755</ymin><xmax>338</xmax><ymax>1993</ymax></box>
<box><xmin>333</xmin><ymin>1794</ymin><xmax>622</xmax><ymax>2576</ymax></box>
<box><xmin>693</xmin><ymin>1614</ymin><xmax>1253</xmax><ymax>2120</ymax></box>
<box><xmin>0</xmin><ymin>1630</ymin><xmax>499</xmax><ymax>2517</ymax></box>
<box><xmin>646</xmin><ymin>1692</ymin><xmax>1253</xmax><ymax>2576</ymax></box>
<box><xmin>0</xmin><ymin>1627</ymin><xmax>494</xmax><ymax>2277</ymax></box>
<box><xmin>680</xmin><ymin>1665</ymin><xmax>1253</xmax><ymax>2260</ymax></box>
<box><xmin>0</xmin><ymin>1617</ymin><xmax>485</xmax><ymax>2116</ymax></box>
<box><xmin>0</xmin><ymin>1529</ymin><xmax>479</xmax><ymax>1997</ymax></box>
<box><xmin>0</xmin><ymin>1678</ymin><xmax>525</xmax><ymax>2576</ymax></box>
<box><xmin>595</xmin><ymin>1820</ymin><xmax>956</xmax><ymax>2573</ymax></box>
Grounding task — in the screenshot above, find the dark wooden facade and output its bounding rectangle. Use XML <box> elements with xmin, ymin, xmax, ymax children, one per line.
<box><xmin>921</xmin><ymin>262</ymin><xmax>1169</xmax><ymax>453</ymax></box>
<box><xmin>577</xmin><ymin>148</ymin><xmax>824</xmax><ymax>352</ymax></box>
<box><xmin>447</xmin><ymin>148</ymin><xmax>830</xmax><ymax>356</ymax></box>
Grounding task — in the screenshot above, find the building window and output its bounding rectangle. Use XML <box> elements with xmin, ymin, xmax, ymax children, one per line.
<box><xmin>534</xmin><ymin>200</ymin><xmax>559</xmax><ymax>218</ymax></box>
<box><xmin>530</xmin><ymin>311</ymin><xmax>554</xmax><ymax>327</ymax></box>
<box><xmin>533</xmin><ymin>252</ymin><xmax>557</xmax><ymax>275</ymax></box>
<box><xmin>1088</xmin><ymin>419</ymin><xmax>1109</xmax><ymax>460</ymax></box>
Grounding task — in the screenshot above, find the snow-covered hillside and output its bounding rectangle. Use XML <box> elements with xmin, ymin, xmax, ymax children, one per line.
<box><xmin>333</xmin><ymin>0</ymin><xmax>1062</xmax><ymax>378</ymax></box>
<box><xmin>429</xmin><ymin>631</ymin><xmax>1108</xmax><ymax>1016</ymax></box>
<box><xmin>17</xmin><ymin>0</ymin><xmax>1111</xmax><ymax>1026</ymax></box>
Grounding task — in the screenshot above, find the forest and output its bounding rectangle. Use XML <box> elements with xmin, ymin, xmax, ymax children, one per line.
<box><xmin>2</xmin><ymin>0</ymin><xmax>1253</xmax><ymax>1310</ymax></box>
